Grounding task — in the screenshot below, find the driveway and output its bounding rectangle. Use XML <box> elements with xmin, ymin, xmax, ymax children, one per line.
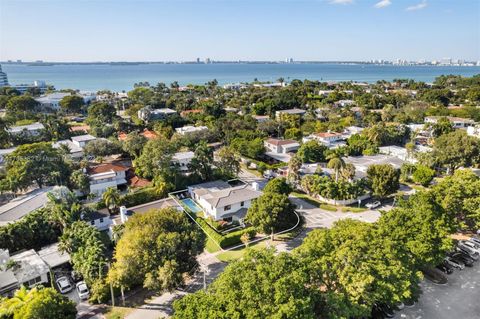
<box><xmin>397</xmin><ymin>261</ymin><xmax>480</xmax><ymax>319</ymax></box>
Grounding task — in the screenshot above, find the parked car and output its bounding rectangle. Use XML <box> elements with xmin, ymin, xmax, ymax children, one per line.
<box><xmin>371</xmin><ymin>304</ymin><xmax>395</xmax><ymax>318</ymax></box>
<box><xmin>460</xmin><ymin>240</ymin><xmax>480</xmax><ymax>253</ymax></box>
<box><xmin>422</xmin><ymin>267</ymin><xmax>448</xmax><ymax>284</ymax></box>
<box><xmin>457</xmin><ymin>244</ymin><xmax>480</xmax><ymax>260</ymax></box>
<box><xmin>56</xmin><ymin>276</ymin><xmax>73</xmax><ymax>294</ymax></box>
<box><xmin>450</xmin><ymin>252</ymin><xmax>474</xmax><ymax>267</ymax></box>
<box><xmin>469</xmin><ymin>236</ymin><xmax>480</xmax><ymax>246</ymax></box>
<box><xmin>76</xmin><ymin>281</ymin><xmax>90</xmax><ymax>300</ymax></box>
<box><xmin>444</xmin><ymin>256</ymin><xmax>465</xmax><ymax>270</ymax></box>
<box><xmin>436</xmin><ymin>261</ymin><xmax>454</xmax><ymax>274</ymax></box>
<box><xmin>366</xmin><ymin>201</ymin><xmax>381</xmax><ymax>209</ymax></box>
<box><xmin>467</xmin><ymin>238</ymin><xmax>480</xmax><ymax>248</ymax></box>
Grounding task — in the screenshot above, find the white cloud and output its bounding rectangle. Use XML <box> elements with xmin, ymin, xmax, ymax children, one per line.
<box><xmin>374</xmin><ymin>0</ymin><xmax>392</xmax><ymax>9</ymax></box>
<box><xmin>406</xmin><ymin>0</ymin><xmax>428</xmax><ymax>11</ymax></box>
<box><xmin>329</xmin><ymin>0</ymin><xmax>354</xmax><ymax>5</ymax></box>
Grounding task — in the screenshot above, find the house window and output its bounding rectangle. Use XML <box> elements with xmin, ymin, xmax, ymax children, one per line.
<box><xmin>100</xmin><ymin>218</ymin><xmax>104</xmax><ymax>223</ymax></box>
<box><xmin>90</xmin><ymin>220</ymin><xmax>95</xmax><ymax>225</ymax></box>
<box><xmin>224</xmin><ymin>205</ymin><xmax>231</xmax><ymax>211</ymax></box>
<box><xmin>27</xmin><ymin>276</ymin><xmax>42</xmax><ymax>287</ymax></box>
<box><xmin>240</xmin><ymin>201</ymin><xmax>244</xmax><ymax>207</ymax></box>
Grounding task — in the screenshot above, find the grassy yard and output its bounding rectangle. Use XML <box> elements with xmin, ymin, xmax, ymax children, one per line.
<box><xmin>240</xmin><ymin>163</ymin><xmax>263</xmax><ymax>177</ymax></box>
<box><xmin>291</xmin><ymin>191</ymin><xmax>367</xmax><ymax>213</ymax></box>
<box><xmin>103</xmin><ymin>306</ymin><xmax>134</xmax><ymax>319</ymax></box>
<box><xmin>216</xmin><ymin>241</ymin><xmax>269</xmax><ymax>262</ymax></box>
<box><xmin>205</xmin><ymin>237</ymin><xmax>222</xmax><ymax>253</ymax></box>
<box><xmin>341</xmin><ymin>206</ymin><xmax>368</xmax><ymax>213</ymax></box>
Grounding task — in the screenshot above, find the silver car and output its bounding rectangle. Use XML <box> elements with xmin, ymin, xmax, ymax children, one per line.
<box><xmin>56</xmin><ymin>276</ymin><xmax>73</xmax><ymax>294</ymax></box>
<box><xmin>457</xmin><ymin>243</ymin><xmax>480</xmax><ymax>260</ymax></box>
<box><xmin>444</xmin><ymin>256</ymin><xmax>465</xmax><ymax>270</ymax></box>
<box><xmin>76</xmin><ymin>281</ymin><xmax>90</xmax><ymax>300</ymax></box>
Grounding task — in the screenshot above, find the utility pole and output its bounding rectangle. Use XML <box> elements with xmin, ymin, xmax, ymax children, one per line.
<box><xmin>108</xmin><ymin>263</ymin><xmax>115</xmax><ymax>307</ymax></box>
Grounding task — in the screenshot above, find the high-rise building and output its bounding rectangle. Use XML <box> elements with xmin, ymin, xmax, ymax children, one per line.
<box><xmin>0</xmin><ymin>65</ymin><xmax>9</xmax><ymax>87</ymax></box>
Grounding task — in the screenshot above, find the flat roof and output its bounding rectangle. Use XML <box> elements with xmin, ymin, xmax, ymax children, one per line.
<box><xmin>0</xmin><ymin>271</ymin><xmax>18</xmax><ymax>290</ymax></box>
<box><xmin>71</xmin><ymin>134</ymin><xmax>96</xmax><ymax>142</ymax></box>
<box><xmin>10</xmin><ymin>249</ymin><xmax>49</xmax><ymax>283</ymax></box>
<box><xmin>345</xmin><ymin>155</ymin><xmax>405</xmax><ymax>171</ymax></box>
<box><xmin>37</xmin><ymin>243</ymin><xmax>70</xmax><ymax>268</ymax></box>
<box><xmin>0</xmin><ymin>187</ymin><xmax>52</xmax><ymax>224</ymax></box>
<box><xmin>7</xmin><ymin>122</ymin><xmax>44</xmax><ymax>133</ymax></box>
<box><xmin>172</xmin><ymin>151</ymin><xmax>195</xmax><ymax>160</ymax></box>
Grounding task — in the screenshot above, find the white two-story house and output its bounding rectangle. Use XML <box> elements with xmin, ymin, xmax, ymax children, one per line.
<box><xmin>311</xmin><ymin>132</ymin><xmax>343</xmax><ymax>144</ymax></box>
<box><xmin>171</xmin><ymin>151</ymin><xmax>195</xmax><ymax>172</ymax></box>
<box><xmin>87</xmin><ymin>163</ymin><xmax>128</xmax><ymax>196</ymax></box>
<box><xmin>188</xmin><ymin>180</ymin><xmax>262</xmax><ymax>222</ymax></box>
<box><xmin>264</xmin><ymin>138</ymin><xmax>300</xmax><ymax>154</ymax></box>
<box><xmin>424</xmin><ymin>116</ymin><xmax>475</xmax><ymax>129</ymax></box>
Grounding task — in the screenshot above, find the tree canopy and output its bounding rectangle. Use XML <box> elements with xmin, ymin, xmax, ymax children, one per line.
<box><xmin>108</xmin><ymin>208</ymin><xmax>204</xmax><ymax>292</ymax></box>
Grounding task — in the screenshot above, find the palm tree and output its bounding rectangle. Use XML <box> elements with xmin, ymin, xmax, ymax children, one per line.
<box><xmin>102</xmin><ymin>187</ymin><xmax>121</xmax><ymax>214</ymax></box>
<box><xmin>0</xmin><ymin>286</ymin><xmax>35</xmax><ymax>317</ymax></box>
<box><xmin>287</xmin><ymin>155</ymin><xmax>302</xmax><ymax>186</ymax></box>
<box><xmin>364</xmin><ymin>124</ymin><xmax>385</xmax><ymax>145</ymax></box>
<box><xmin>340</xmin><ymin>163</ymin><xmax>356</xmax><ymax>181</ymax></box>
<box><xmin>327</xmin><ymin>153</ymin><xmax>345</xmax><ymax>182</ymax></box>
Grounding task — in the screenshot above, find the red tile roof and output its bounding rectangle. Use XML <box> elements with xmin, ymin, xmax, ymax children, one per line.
<box><xmin>118</xmin><ymin>129</ymin><xmax>158</xmax><ymax>141</ymax></box>
<box><xmin>128</xmin><ymin>176</ymin><xmax>151</xmax><ymax>188</ymax></box>
<box><xmin>314</xmin><ymin>132</ymin><xmax>342</xmax><ymax>138</ymax></box>
<box><xmin>265</xmin><ymin>138</ymin><xmax>299</xmax><ymax>146</ymax></box>
<box><xmin>70</xmin><ymin>125</ymin><xmax>90</xmax><ymax>132</ymax></box>
<box><xmin>180</xmin><ymin>109</ymin><xmax>203</xmax><ymax>117</ymax></box>
<box><xmin>88</xmin><ymin>163</ymin><xmax>129</xmax><ymax>175</ymax></box>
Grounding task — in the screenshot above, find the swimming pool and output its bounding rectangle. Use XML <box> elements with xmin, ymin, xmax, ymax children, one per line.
<box><xmin>181</xmin><ymin>198</ymin><xmax>203</xmax><ymax>213</ymax></box>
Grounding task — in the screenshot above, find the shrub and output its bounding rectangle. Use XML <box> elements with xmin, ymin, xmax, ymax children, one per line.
<box><xmin>412</xmin><ymin>165</ymin><xmax>436</xmax><ymax>186</ymax></box>
<box><xmin>194</xmin><ymin>216</ymin><xmax>255</xmax><ymax>248</ymax></box>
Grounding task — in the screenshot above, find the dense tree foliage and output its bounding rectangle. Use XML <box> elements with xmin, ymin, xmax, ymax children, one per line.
<box><xmin>0</xmin><ymin>286</ymin><xmax>77</xmax><ymax>319</ymax></box>
<box><xmin>366</xmin><ymin>164</ymin><xmax>400</xmax><ymax>198</ymax></box>
<box><xmin>173</xmin><ymin>249</ymin><xmax>321</xmax><ymax>319</ymax></box>
<box><xmin>297</xmin><ymin>140</ymin><xmax>327</xmax><ymax>163</ymax></box>
<box><xmin>262</xmin><ymin>177</ymin><xmax>292</xmax><ymax>195</ymax></box>
<box><xmin>432</xmin><ymin>130</ymin><xmax>479</xmax><ymax>174</ymax></box>
<box><xmin>4</xmin><ymin>142</ymin><xmax>71</xmax><ymax>191</ymax></box>
<box><xmin>108</xmin><ymin>208</ymin><xmax>204</xmax><ymax>292</ymax></box>
<box><xmin>246</xmin><ymin>192</ymin><xmax>295</xmax><ymax>239</ymax></box>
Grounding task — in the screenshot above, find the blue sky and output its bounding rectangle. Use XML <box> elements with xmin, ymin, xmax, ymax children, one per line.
<box><xmin>0</xmin><ymin>0</ymin><xmax>479</xmax><ymax>62</ymax></box>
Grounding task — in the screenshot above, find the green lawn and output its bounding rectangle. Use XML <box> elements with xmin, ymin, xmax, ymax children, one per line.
<box><xmin>292</xmin><ymin>191</ymin><xmax>369</xmax><ymax>213</ymax></box>
<box><xmin>103</xmin><ymin>307</ymin><xmax>134</xmax><ymax>319</ymax></box>
<box><xmin>320</xmin><ymin>204</ymin><xmax>337</xmax><ymax>211</ymax></box>
<box><xmin>216</xmin><ymin>241</ymin><xmax>269</xmax><ymax>262</ymax></box>
<box><xmin>341</xmin><ymin>206</ymin><xmax>368</xmax><ymax>213</ymax></box>
<box><xmin>205</xmin><ymin>237</ymin><xmax>222</xmax><ymax>253</ymax></box>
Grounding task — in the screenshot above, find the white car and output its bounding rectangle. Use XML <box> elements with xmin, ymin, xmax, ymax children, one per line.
<box><xmin>366</xmin><ymin>201</ymin><xmax>381</xmax><ymax>209</ymax></box>
<box><xmin>56</xmin><ymin>276</ymin><xmax>73</xmax><ymax>294</ymax></box>
<box><xmin>76</xmin><ymin>281</ymin><xmax>90</xmax><ymax>300</ymax></box>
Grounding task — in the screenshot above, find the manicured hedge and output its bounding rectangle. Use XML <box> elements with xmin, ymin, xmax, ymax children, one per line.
<box><xmin>95</xmin><ymin>187</ymin><xmax>166</xmax><ymax>210</ymax></box>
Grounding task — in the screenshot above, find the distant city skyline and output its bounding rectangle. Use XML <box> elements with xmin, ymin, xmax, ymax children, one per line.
<box><xmin>1</xmin><ymin>0</ymin><xmax>479</xmax><ymax>62</ymax></box>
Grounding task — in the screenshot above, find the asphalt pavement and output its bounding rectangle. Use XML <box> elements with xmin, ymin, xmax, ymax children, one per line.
<box><xmin>397</xmin><ymin>259</ymin><xmax>480</xmax><ymax>319</ymax></box>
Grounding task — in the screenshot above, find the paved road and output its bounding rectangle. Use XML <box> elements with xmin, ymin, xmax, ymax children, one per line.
<box><xmin>289</xmin><ymin>196</ymin><xmax>382</xmax><ymax>229</ymax></box>
<box><xmin>397</xmin><ymin>261</ymin><xmax>480</xmax><ymax>319</ymax></box>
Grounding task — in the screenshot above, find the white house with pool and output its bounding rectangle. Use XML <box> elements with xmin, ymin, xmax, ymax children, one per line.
<box><xmin>187</xmin><ymin>180</ymin><xmax>262</xmax><ymax>222</ymax></box>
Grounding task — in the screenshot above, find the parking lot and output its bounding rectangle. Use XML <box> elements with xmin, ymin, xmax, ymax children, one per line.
<box><xmin>398</xmin><ymin>260</ymin><xmax>480</xmax><ymax>319</ymax></box>
<box><xmin>289</xmin><ymin>196</ymin><xmax>383</xmax><ymax>229</ymax></box>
